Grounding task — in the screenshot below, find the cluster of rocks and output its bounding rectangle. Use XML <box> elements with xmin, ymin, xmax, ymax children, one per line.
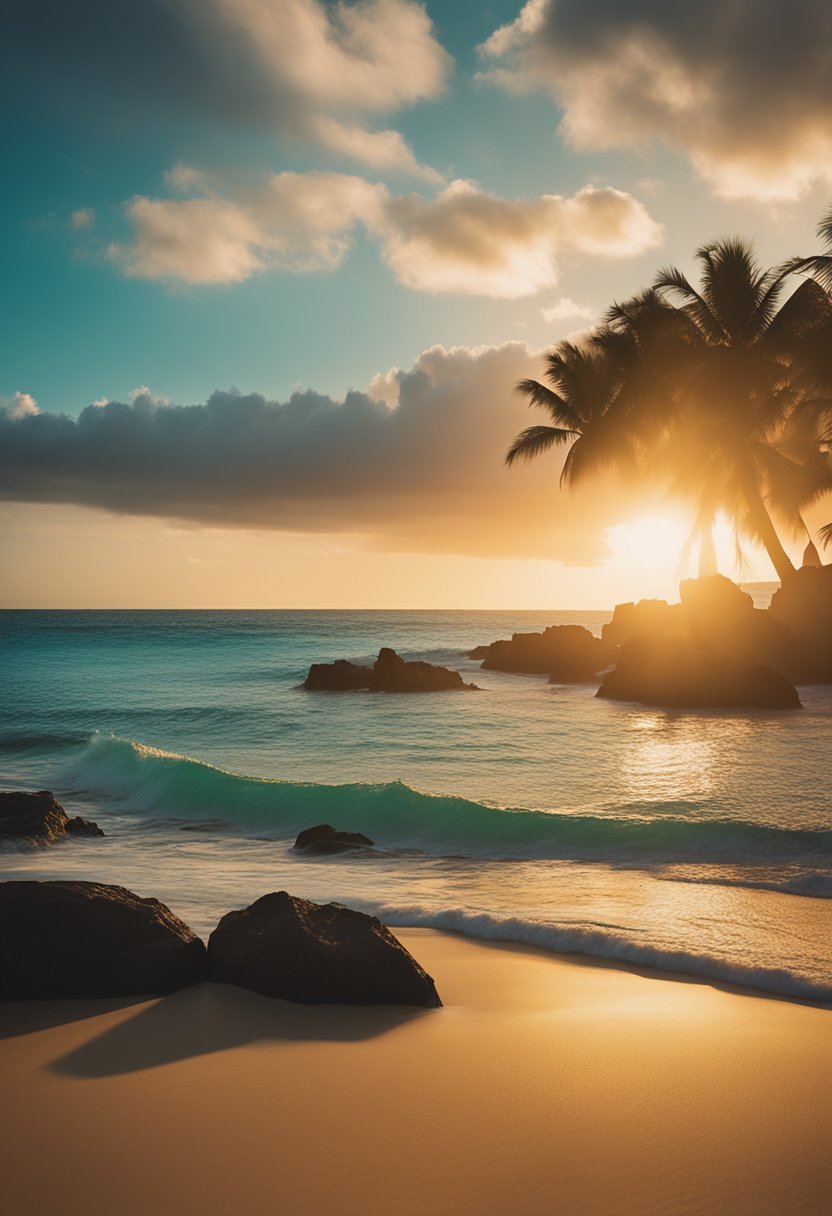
<box><xmin>0</xmin><ymin>790</ymin><xmax>103</xmax><ymax>845</ymax></box>
<box><xmin>0</xmin><ymin>880</ymin><xmax>441</xmax><ymax>1008</ymax></box>
<box><xmin>470</xmin><ymin>624</ymin><xmax>615</xmax><ymax>683</ymax></box>
<box><xmin>304</xmin><ymin>646</ymin><xmax>478</xmax><ymax>693</ymax></box>
<box><xmin>466</xmin><ymin>568</ymin><xmax>832</xmax><ymax>709</ymax></box>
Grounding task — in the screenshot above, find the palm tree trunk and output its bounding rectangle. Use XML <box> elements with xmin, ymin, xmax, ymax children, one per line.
<box><xmin>698</xmin><ymin>526</ymin><xmax>718</xmax><ymax>577</ymax></box>
<box><xmin>742</xmin><ymin>486</ymin><xmax>796</xmax><ymax>582</ymax></box>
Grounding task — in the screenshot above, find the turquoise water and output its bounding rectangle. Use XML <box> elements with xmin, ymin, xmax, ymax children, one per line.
<box><xmin>2</xmin><ymin>609</ymin><xmax>831</xmax><ymax>1002</ymax></box>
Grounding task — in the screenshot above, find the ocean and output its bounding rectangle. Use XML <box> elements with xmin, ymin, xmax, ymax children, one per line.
<box><xmin>2</xmin><ymin>608</ymin><xmax>831</xmax><ymax>1002</ymax></box>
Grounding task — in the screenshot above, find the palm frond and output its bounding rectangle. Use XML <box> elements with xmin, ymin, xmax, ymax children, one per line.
<box><xmin>505</xmin><ymin>425</ymin><xmax>576</xmax><ymax>467</ymax></box>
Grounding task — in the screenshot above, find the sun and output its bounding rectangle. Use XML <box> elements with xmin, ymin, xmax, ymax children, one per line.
<box><xmin>607</xmin><ymin>513</ymin><xmax>692</xmax><ymax>575</ymax></box>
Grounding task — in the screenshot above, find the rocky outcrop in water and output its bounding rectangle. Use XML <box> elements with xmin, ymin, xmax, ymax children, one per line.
<box><xmin>0</xmin><ymin>880</ymin><xmax>208</xmax><ymax>999</ymax></box>
<box><xmin>474</xmin><ymin>625</ymin><xmax>615</xmax><ymax>682</ymax></box>
<box><xmin>208</xmin><ymin>891</ymin><xmax>442</xmax><ymax>1007</ymax></box>
<box><xmin>0</xmin><ymin>791</ymin><xmax>103</xmax><ymax>845</ymax></box>
<box><xmin>596</xmin><ymin>634</ymin><xmax>801</xmax><ymax>709</ymax></box>
<box><xmin>769</xmin><ymin>565</ymin><xmax>832</xmax><ymax>682</ymax></box>
<box><xmin>304</xmin><ymin>647</ymin><xmax>478</xmax><ymax>692</ymax></box>
<box><xmin>293</xmin><ymin>824</ymin><xmax>374</xmax><ymax>855</ymax></box>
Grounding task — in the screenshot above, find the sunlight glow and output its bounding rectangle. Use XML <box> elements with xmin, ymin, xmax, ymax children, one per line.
<box><xmin>607</xmin><ymin>513</ymin><xmax>691</xmax><ymax>575</ymax></box>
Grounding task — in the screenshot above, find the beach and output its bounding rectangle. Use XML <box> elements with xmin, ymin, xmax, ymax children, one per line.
<box><xmin>2</xmin><ymin>928</ymin><xmax>830</xmax><ymax>1216</ymax></box>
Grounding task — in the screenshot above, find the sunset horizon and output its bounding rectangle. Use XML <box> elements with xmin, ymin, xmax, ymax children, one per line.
<box><xmin>2</xmin><ymin>5</ymin><xmax>832</xmax><ymax>1216</ymax></box>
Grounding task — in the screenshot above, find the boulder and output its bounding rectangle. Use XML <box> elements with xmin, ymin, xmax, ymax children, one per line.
<box><xmin>0</xmin><ymin>880</ymin><xmax>208</xmax><ymax>999</ymax></box>
<box><xmin>466</xmin><ymin>643</ymin><xmax>496</xmax><ymax>660</ymax></box>
<box><xmin>596</xmin><ymin>634</ymin><xmax>801</xmax><ymax>709</ymax></box>
<box><xmin>479</xmin><ymin>625</ymin><xmax>614</xmax><ymax>681</ymax></box>
<box><xmin>769</xmin><ymin>565</ymin><xmax>832</xmax><ymax>681</ymax></box>
<box><xmin>601</xmin><ymin>598</ymin><xmax>685</xmax><ymax>649</ymax></box>
<box><xmin>303</xmin><ymin>648</ymin><xmax>477</xmax><ymax>692</ymax></box>
<box><xmin>369</xmin><ymin>647</ymin><xmax>477</xmax><ymax>692</ymax></box>
<box><xmin>303</xmin><ymin>659</ymin><xmax>372</xmax><ymax>691</ymax></box>
<box><xmin>293</xmin><ymin>824</ymin><xmax>374</xmax><ymax>855</ymax></box>
<box><xmin>0</xmin><ymin>790</ymin><xmax>104</xmax><ymax>845</ymax></box>
<box><xmin>208</xmin><ymin>891</ymin><xmax>441</xmax><ymax>1007</ymax></box>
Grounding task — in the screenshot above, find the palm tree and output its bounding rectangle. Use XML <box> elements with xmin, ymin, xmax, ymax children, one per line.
<box><xmin>784</xmin><ymin>206</ymin><xmax>832</xmax><ymax>553</ymax></box>
<box><xmin>505</xmin><ymin>340</ymin><xmax>642</xmax><ymax>487</ymax></box>
<box><xmin>508</xmin><ymin>237</ymin><xmax>832</xmax><ymax>583</ymax></box>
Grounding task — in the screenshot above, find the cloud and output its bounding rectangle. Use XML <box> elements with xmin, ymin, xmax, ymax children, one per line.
<box><xmin>109</xmin><ymin>172</ymin><xmax>385</xmax><ymax>283</ymax></box>
<box><xmin>375</xmin><ymin>181</ymin><xmax>662</xmax><ymax>298</ymax></box>
<box><xmin>69</xmin><ymin>208</ymin><xmax>95</xmax><ymax>230</ymax></box>
<box><xmin>0</xmin><ymin>343</ymin><xmax>630</xmax><ymax>562</ymax></box>
<box><xmin>3</xmin><ymin>0</ymin><xmax>450</xmax><ymax>177</ymax></box>
<box><xmin>108</xmin><ymin>170</ymin><xmax>662</xmax><ymax>294</ymax></box>
<box><xmin>0</xmin><ymin>392</ymin><xmax>39</xmax><ymax>419</ymax></box>
<box><xmin>541</xmin><ymin>297</ymin><xmax>594</xmax><ymax>324</ymax></box>
<box><xmin>479</xmin><ymin>0</ymin><xmax>832</xmax><ymax>200</ymax></box>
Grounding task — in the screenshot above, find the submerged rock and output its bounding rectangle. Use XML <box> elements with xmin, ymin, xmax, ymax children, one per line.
<box><xmin>208</xmin><ymin>891</ymin><xmax>442</xmax><ymax>1007</ymax></box>
<box><xmin>596</xmin><ymin>634</ymin><xmax>801</xmax><ymax>709</ymax></box>
<box><xmin>303</xmin><ymin>648</ymin><xmax>477</xmax><ymax>693</ymax></box>
<box><xmin>293</xmin><ymin>824</ymin><xmax>374</xmax><ymax>855</ymax></box>
<box><xmin>0</xmin><ymin>790</ymin><xmax>103</xmax><ymax>845</ymax></box>
<box><xmin>478</xmin><ymin>625</ymin><xmax>614</xmax><ymax>681</ymax></box>
<box><xmin>0</xmin><ymin>880</ymin><xmax>208</xmax><ymax>999</ymax></box>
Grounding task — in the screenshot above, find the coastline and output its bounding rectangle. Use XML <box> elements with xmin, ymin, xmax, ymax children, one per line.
<box><xmin>2</xmin><ymin>928</ymin><xmax>830</xmax><ymax>1216</ymax></box>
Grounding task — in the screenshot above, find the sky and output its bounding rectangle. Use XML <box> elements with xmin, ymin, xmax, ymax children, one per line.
<box><xmin>2</xmin><ymin>0</ymin><xmax>832</xmax><ymax>608</ymax></box>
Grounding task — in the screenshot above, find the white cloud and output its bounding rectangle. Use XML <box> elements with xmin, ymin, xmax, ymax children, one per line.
<box><xmin>0</xmin><ymin>392</ymin><xmax>39</xmax><ymax>419</ymax></box>
<box><xmin>70</xmin><ymin>208</ymin><xmax>95</xmax><ymax>230</ymax></box>
<box><xmin>541</xmin><ymin>297</ymin><xmax>594</xmax><ymax>323</ymax></box>
<box><xmin>109</xmin><ymin>170</ymin><xmax>663</xmax><ymax>295</ymax></box>
<box><xmin>185</xmin><ymin>0</ymin><xmax>450</xmax><ymax>176</ymax></box>
<box><xmin>479</xmin><ymin>0</ymin><xmax>832</xmax><ymax>200</ymax></box>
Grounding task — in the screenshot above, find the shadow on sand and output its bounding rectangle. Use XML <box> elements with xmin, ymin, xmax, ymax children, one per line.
<box><xmin>44</xmin><ymin>981</ymin><xmax>431</xmax><ymax>1079</ymax></box>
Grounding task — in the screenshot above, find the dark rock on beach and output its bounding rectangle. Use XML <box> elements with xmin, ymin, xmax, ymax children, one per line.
<box><xmin>0</xmin><ymin>880</ymin><xmax>208</xmax><ymax>999</ymax></box>
<box><xmin>304</xmin><ymin>647</ymin><xmax>478</xmax><ymax>692</ymax></box>
<box><xmin>478</xmin><ymin>625</ymin><xmax>615</xmax><ymax>682</ymax></box>
<box><xmin>596</xmin><ymin>634</ymin><xmax>801</xmax><ymax>709</ymax></box>
<box><xmin>293</xmin><ymin>823</ymin><xmax>374</xmax><ymax>855</ymax></box>
<box><xmin>0</xmin><ymin>790</ymin><xmax>104</xmax><ymax>845</ymax></box>
<box><xmin>208</xmin><ymin>891</ymin><xmax>442</xmax><ymax>1007</ymax></box>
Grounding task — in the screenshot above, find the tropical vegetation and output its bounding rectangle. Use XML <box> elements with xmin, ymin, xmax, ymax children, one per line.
<box><xmin>507</xmin><ymin>212</ymin><xmax>832</xmax><ymax>581</ymax></box>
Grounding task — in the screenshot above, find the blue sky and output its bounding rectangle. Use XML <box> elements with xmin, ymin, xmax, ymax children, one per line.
<box><xmin>2</xmin><ymin>1</ymin><xmax>832</xmax><ymax>605</ymax></box>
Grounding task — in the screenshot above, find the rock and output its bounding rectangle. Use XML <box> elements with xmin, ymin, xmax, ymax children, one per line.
<box><xmin>0</xmin><ymin>790</ymin><xmax>104</xmax><ymax>845</ymax></box>
<box><xmin>479</xmin><ymin>625</ymin><xmax>614</xmax><ymax>681</ymax></box>
<box><xmin>293</xmin><ymin>824</ymin><xmax>374</xmax><ymax>855</ymax></box>
<box><xmin>303</xmin><ymin>648</ymin><xmax>477</xmax><ymax>692</ymax></box>
<box><xmin>466</xmin><ymin>643</ymin><xmax>496</xmax><ymax>660</ymax></box>
<box><xmin>208</xmin><ymin>891</ymin><xmax>441</xmax><ymax>1007</ymax></box>
<box><xmin>596</xmin><ymin>634</ymin><xmax>801</xmax><ymax>709</ymax></box>
<box><xmin>769</xmin><ymin>565</ymin><xmax>832</xmax><ymax>681</ymax></box>
<box><xmin>0</xmin><ymin>880</ymin><xmax>208</xmax><ymax>999</ymax></box>
<box><xmin>369</xmin><ymin>647</ymin><xmax>477</xmax><ymax>692</ymax></box>
<box><xmin>303</xmin><ymin>659</ymin><xmax>372</xmax><ymax>691</ymax></box>
<box><xmin>601</xmin><ymin>598</ymin><xmax>685</xmax><ymax>649</ymax></box>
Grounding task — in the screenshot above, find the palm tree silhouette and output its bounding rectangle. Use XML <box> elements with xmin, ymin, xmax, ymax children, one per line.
<box><xmin>508</xmin><ymin>234</ymin><xmax>832</xmax><ymax>582</ymax></box>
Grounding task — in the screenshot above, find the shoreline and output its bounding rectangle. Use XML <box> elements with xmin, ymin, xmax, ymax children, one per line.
<box><xmin>2</xmin><ymin>928</ymin><xmax>830</xmax><ymax>1216</ymax></box>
